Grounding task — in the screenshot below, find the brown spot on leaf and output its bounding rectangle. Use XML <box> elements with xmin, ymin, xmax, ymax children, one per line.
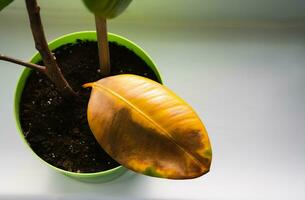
<box><xmin>98</xmin><ymin>108</ymin><xmax>206</xmax><ymax>178</ymax></box>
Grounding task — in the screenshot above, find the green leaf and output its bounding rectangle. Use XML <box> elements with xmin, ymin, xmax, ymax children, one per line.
<box><xmin>0</xmin><ymin>0</ymin><xmax>13</xmax><ymax>11</ymax></box>
<box><xmin>84</xmin><ymin>75</ymin><xmax>212</xmax><ymax>179</ymax></box>
<box><xmin>82</xmin><ymin>0</ymin><xmax>132</xmax><ymax>19</ymax></box>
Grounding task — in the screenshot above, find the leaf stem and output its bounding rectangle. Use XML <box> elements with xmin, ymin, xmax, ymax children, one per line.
<box><xmin>0</xmin><ymin>54</ymin><xmax>46</xmax><ymax>72</ymax></box>
<box><xmin>82</xmin><ymin>82</ymin><xmax>94</xmax><ymax>88</ymax></box>
<box><xmin>95</xmin><ymin>15</ymin><xmax>111</xmax><ymax>77</ymax></box>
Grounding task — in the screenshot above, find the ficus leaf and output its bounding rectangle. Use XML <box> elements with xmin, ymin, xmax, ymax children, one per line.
<box><xmin>82</xmin><ymin>0</ymin><xmax>132</xmax><ymax>19</ymax></box>
<box><xmin>0</xmin><ymin>0</ymin><xmax>13</xmax><ymax>11</ymax></box>
<box><xmin>84</xmin><ymin>75</ymin><xmax>212</xmax><ymax>179</ymax></box>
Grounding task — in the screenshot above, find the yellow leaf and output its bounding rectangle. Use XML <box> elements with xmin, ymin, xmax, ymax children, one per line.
<box><xmin>84</xmin><ymin>75</ymin><xmax>212</xmax><ymax>179</ymax></box>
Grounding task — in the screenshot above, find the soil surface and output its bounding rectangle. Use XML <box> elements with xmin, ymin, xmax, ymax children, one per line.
<box><xmin>20</xmin><ymin>40</ymin><xmax>160</xmax><ymax>173</ymax></box>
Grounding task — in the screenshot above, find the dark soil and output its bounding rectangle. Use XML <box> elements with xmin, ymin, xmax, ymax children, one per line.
<box><xmin>20</xmin><ymin>40</ymin><xmax>160</xmax><ymax>173</ymax></box>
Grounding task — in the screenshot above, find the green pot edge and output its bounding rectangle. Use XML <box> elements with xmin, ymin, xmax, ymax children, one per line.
<box><xmin>14</xmin><ymin>31</ymin><xmax>163</xmax><ymax>182</ymax></box>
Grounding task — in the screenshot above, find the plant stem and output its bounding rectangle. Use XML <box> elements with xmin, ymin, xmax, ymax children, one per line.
<box><xmin>95</xmin><ymin>15</ymin><xmax>110</xmax><ymax>77</ymax></box>
<box><xmin>0</xmin><ymin>54</ymin><xmax>46</xmax><ymax>72</ymax></box>
<box><xmin>25</xmin><ymin>0</ymin><xmax>76</xmax><ymax>98</ymax></box>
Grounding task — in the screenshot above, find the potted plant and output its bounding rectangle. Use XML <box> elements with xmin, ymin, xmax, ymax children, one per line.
<box><xmin>0</xmin><ymin>0</ymin><xmax>212</xmax><ymax>182</ymax></box>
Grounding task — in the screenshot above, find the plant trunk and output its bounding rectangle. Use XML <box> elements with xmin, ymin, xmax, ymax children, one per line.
<box><xmin>95</xmin><ymin>15</ymin><xmax>111</xmax><ymax>77</ymax></box>
<box><xmin>25</xmin><ymin>0</ymin><xmax>76</xmax><ymax>98</ymax></box>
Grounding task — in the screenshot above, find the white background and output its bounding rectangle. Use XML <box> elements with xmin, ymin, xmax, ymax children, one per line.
<box><xmin>1</xmin><ymin>0</ymin><xmax>305</xmax><ymax>199</ymax></box>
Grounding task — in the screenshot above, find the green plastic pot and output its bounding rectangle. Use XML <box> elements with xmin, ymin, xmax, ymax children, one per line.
<box><xmin>14</xmin><ymin>31</ymin><xmax>162</xmax><ymax>182</ymax></box>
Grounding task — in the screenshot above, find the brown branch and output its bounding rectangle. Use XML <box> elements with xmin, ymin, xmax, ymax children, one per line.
<box><xmin>95</xmin><ymin>15</ymin><xmax>110</xmax><ymax>77</ymax></box>
<box><xmin>25</xmin><ymin>0</ymin><xmax>76</xmax><ymax>98</ymax></box>
<box><xmin>0</xmin><ymin>54</ymin><xmax>46</xmax><ymax>72</ymax></box>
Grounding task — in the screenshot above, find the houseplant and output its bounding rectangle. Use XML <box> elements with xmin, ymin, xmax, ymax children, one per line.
<box><xmin>0</xmin><ymin>0</ymin><xmax>212</xmax><ymax>181</ymax></box>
